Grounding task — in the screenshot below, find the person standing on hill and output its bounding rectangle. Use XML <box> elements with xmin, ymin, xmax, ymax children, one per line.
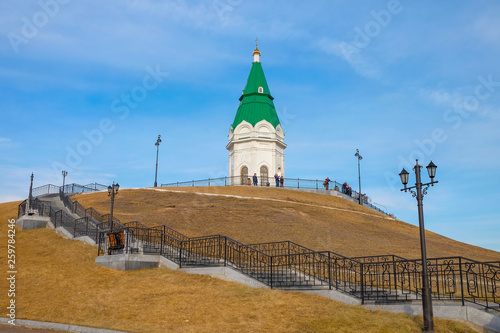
<box><xmin>323</xmin><ymin>177</ymin><xmax>331</xmax><ymax>190</ymax></box>
<box><xmin>253</xmin><ymin>173</ymin><xmax>258</xmax><ymax>186</ymax></box>
<box><xmin>274</xmin><ymin>173</ymin><xmax>280</xmax><ymax>187</ymax></box>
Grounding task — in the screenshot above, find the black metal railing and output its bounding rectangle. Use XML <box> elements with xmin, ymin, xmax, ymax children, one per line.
<box><xmin>96</xmin><ymin>219</ymin><xmax>499</xmax><ymax>311</ymax></box>
<box><xmin>18</xmin><ymin>193</ymin><xmax>124</xmax><ymax>244</ymax></box>
<box><xmin>17</xmin><ymin>185</ymin><xmax>499</xmax><ymax>312</ymax></box>
<box><xmin>30</xmin><ymin>183</ymin><xmax>106</xmax><ymax>197</ymax></box>
<box><xmin>162</xmin><ymin>176</ymin><xmax>348</xmax><ymax>192</ymax></box>
<box><xmin>161</xmin><ymin>176</ymin><xmax>389</xmax><ymax>215</ymax></box>
<box><xmin>31</xmin><ymin>184</ymin><xmax>61</xmax><ymax>197</ymax></box>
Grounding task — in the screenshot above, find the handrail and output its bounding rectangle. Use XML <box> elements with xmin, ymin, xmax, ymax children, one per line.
<box><xmin>29</xmin><ymin>182</ymin><xmax>107</xmax><ymax>198</ymax></box>
<box><xmin>96</xmin><ymin>213</ymin><xmax>499</xmax><ymax>311</ymax></box>
<box><xmin>161</xmin><ymin>176</ymin><xmax>390</xmax><ymax>216</ymax></box>
<box><xmin>16</xmin><ymin>185</ymin><xmax>499</xmax><ymax>312</ymax></box>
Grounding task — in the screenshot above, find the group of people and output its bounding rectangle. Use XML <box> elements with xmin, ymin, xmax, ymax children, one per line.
<box><xmin>248</xmin><ymin>174</ymin><xmax>353</xmax><ymax>196</ymax></box>
<box><xmin>250</xmin><ymin>173</ymin><xmax>284</xmax><ymax>187</ymax></box>
<box><xmin>274</xmin><ymin>173</ymin><xmax>284</xmax><ymax>187</ymax></box>
<box><xmin>342</xmin><ymin>182</ymin><xmax>352</xmax><ymax>196</ymax></box>
<box><xmin>322</xmin><ymin>178</ymin><xmax>352</xmax><ymax>196</ymax></box>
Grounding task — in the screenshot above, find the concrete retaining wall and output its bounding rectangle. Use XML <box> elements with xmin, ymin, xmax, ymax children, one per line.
<box><xmin>15</xmin><ymin>215</ymin><xmax>50</xmax><ymax>230</ymax></box>
<box><xmin>95</xmin><ymin>254</ymin><xmax>269</xmax><ymax>289</ymax></box>
<box><xmin>182</xmin><ymin>266</ymin><xmax>268</xmax><ymax>288</ymax></box>
<box><xmin>365</xmin><ymin>302</ymin><xmax>500</xmax><ymax>333</ymax></box>
<box><xmin>96</xmin><ymin>254</ymin><xmax>164</xmax><ymax>271</ymax></box>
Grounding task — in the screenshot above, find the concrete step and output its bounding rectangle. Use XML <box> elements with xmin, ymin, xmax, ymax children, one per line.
<box><xmin>38</xmin><ymin>193</ymin><xmax>81</xmax><ymax>220</ymax></box>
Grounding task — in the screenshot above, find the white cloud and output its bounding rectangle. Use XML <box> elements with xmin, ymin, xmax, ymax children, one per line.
<box><xmin>471</xmin><ymin>9</ymin><xmax>500</xmax><ymax>46</ymax></box>
<box><xmin>0</xmin><ymin>138</ymin><xmax>14</xmax><ymax>148</ymax></box>
<box><xmin>315</xmin><ymin>37</ymin><xmax>382</xmax><ymax>79</ymax></box>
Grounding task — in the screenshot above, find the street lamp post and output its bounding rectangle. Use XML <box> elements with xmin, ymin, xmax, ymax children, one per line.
<box><xmin>28</xmin><ymin>173</ymin><xmax>34</xmax><ymax>212</ymax></box>
<box><xmin>154</xmin><ymin>135</ymin><xmax>162</xmax><ymax>187</ymax></box>
<box><xmin>61</xmin><ymin>170</ymin><xmax>68</xmax><ymax>193</ymax></box>
<box><xmin>399</xmin><ymin>160</ymin><xmax>438</xmax><ymax>333</ymax></box>
<box><xmin>108</xmin><ymin>182</ymin><xmax>120</xmax><ymax>232</ymax></box>
<box><xmin>355</xmin><ymin>149</ymin><xmax>363</xmax><ymax>205</ymax></box>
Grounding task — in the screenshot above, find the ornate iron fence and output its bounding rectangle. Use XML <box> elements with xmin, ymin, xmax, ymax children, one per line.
<box><xmin>17</xmin><ymin>187</ymin><xmax>499</xmax><ymax>312</ymax></box>
<box><xmin>18</xmin><ymin>192</ymin><xmax>123</xmax><ymax>244</ymax></box>
<box><xmin>95</xmin><ymin>217</ymin><xmax>500</xmax><ymax>311</ymax></box>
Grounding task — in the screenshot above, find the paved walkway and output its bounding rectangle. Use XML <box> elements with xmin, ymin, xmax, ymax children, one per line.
<box><xmin>0</xmin><ymin>324</ymin><xmax>65</xmax><ymax>332</ymax></box>
<box><xmin>0</xmin><ymin>319</ymin><xmax>128</xmax><ymax>333</ymax></box>
<box><xmin>39</xmin><ymin>194</ymin><xmax>81</xmax><ymax>219</ymax></box>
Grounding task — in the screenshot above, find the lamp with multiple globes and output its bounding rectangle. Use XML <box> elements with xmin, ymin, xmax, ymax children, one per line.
<box><xmin>399</xmin><ymin>160</ymin><xmax>438</xmax><ymax>333</ymax></box>
<box><xmin>108</xmin><ymin>182</ymin><xmax>120</xmax><ymax>232</ymax></box>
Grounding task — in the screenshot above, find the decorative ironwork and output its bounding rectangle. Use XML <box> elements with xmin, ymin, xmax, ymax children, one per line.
<box><xmin>16</xmin><ymin>186</ymin><xmax>500</xmax><ymax>312</ymax></box>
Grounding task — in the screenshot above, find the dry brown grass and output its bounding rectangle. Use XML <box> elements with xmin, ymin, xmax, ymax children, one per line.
<box><xmin>0</xmin><ymin>200</ymin><xmax>477</xmax><ymax>332</ymax></box>
<box><xmin>73</xmin><ymin>186</ymin><xmax>500</xmax><ymax>261</ymax></box>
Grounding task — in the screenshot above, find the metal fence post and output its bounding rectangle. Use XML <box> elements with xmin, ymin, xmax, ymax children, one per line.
<box><xmin>270</xmin><ymin>256</ymin><xmax>273</xmax><ymax>289</ymax></box>
<box><xmin>328</xmin><ymin>251</ymin><xmax>332</xmax><ymax>290</ymax></box>
<box><xmin>224</xmin><ymin>237</ymin><xmax>227</xmax><ymax>267</ymax></box>
<box><xmin>179</xmin><ymin>241</ymin><xmax>183</xmax><ymax>268</ymax></box>
<box><xmin>287</xmin><ymin>241</ymin><xmax>290</xmax><ymax>267</ymax></box>
<box><xmin>459</xmin><ymin>257</ymin><xmax>465</xmax><ymax>306</ymax></box>
<box><xmin>480</xmin><ymin>262</ymin><xmax>489</xmax><ymax>308</ymax></box>
<box><xmin>360</xmin><ymin>262</ymin><xmax>365</xmax><ymax>304</ymax></box>
<box><xmin>160</xmin><ymin>231</ymin><xmax>164</xmax><ymax>256</ymax></box>
<box><xmin>97</xmin><ymin>232</ymin><xmax>101</xmax><ymax>256</ymax></box>
<box><xmin>392</xmin><ymin>258</ymin><xmax>398</xmax><ymax>296</ymax></box>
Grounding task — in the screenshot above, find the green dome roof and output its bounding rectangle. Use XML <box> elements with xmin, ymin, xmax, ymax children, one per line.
<box><xmin>231</xmin><ymin>58</ymin><xmax>281</xmax><ymax>129</ymax></box>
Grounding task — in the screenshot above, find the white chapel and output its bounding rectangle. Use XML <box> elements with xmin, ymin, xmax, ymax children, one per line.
<box><xmin>226</xmin><ymin>45</ymin><xmax>287</xmax><ymax>185</ymax></box>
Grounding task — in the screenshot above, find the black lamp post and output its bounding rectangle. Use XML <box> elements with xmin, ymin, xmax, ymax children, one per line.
<box><xmin>28</xmin><ymin>173</ymin><xmax>34</xmax><ymax>212</ymax></box>
<box><xmin>108</xmin><ymin>182</ymin><xmax>120</xmax><ymax>232</ymax></box>
<box><xmin>355</xmin><ymin>149</ymin><xmax>363</xmax><ymax>205</ymax></box>
<box><xmin>61</xmin><ymin>170</ymin><xmax>68</xmax><ymax>193</ymax></box>
<box><xmin>399</xmin><ymin>159</ymin><xmax>438</xmax><ymax>333</ymax></box>
<box><xmin>154</xmin><ymin>135</ymin><xmax>162</xmax><ymax>187</ymax></box>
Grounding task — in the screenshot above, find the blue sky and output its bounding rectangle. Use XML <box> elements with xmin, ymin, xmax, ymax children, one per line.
<box><xmin>1</xmin><ymin>1</ymin><xmax>499</xmax><ymax>252</ymax></box>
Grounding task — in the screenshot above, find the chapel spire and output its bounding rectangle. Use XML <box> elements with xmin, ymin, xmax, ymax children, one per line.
<box><xmin>253</xmin><ymin>37</ymin><xmax>261</xmax><ymax>63</ymax></box>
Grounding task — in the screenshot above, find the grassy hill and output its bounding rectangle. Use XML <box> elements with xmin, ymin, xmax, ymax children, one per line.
<box><xmin>73</xmin><ymin>186</ymin><xmax>499</xmax><ymax>261</ymax></box>
<box><xmin>0</xmin><ymin>198</ymin><xmax>479</xmax><ymax>333</ymax></box>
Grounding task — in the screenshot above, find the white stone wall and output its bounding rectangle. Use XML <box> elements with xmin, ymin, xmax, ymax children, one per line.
<box><xmin>227</xmin><ymin>120</ymin><xmax>286</xmax><ymax>185</ymax></box>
